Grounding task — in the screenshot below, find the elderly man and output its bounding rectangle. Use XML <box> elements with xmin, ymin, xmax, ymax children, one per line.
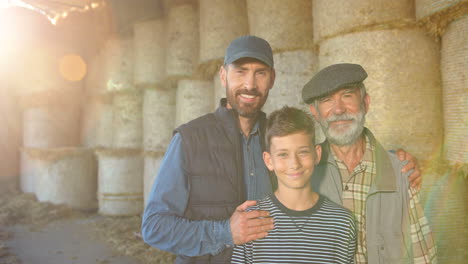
<box><xmin>142</xmin><ymin>36</ymin><xmax>422</xmax><ymax>263</ymax></box>
<box><xmin>302</xmin><ymin>63</ymin><xmax>437</xmax><ymax>263</ymax></box>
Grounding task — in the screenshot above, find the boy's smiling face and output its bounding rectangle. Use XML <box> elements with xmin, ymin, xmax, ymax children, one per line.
<box><xmin>263</xmin><ymin>131</ymin><xmax>322</xmax><ymax>191</ymax></box>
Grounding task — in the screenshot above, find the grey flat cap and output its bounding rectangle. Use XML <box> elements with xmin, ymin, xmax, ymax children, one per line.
<box><xmin>224</xmin><ymin>35</ymin><xmax>274</xmax><ymax>68</ymax></box>
<box><xmin>302</xmin><ymin>63</ymin><xmax>367</xmax><ymax>104</ymax></box>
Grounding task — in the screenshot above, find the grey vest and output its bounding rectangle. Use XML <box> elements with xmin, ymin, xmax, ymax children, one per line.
<box><xmin>174</xmin><ymin>101</ymin><xmax>267</xmax><ymax>264</ymax></box>
<box><xmin>312</xmin><ymin>129</ymin><xmax>412</xmax><ymax>263</ymax></box>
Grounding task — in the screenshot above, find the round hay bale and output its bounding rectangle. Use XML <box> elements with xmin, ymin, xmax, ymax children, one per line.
<box><xmin>441</xmin><ymin>16</ymin><xmax>468</xmax><ymax>163</ymax></box>
<box><xmin>166</xmin><ymin>3</ymin><xmax>199</xmax><ymax>78</ymax></box>
<box><xmin>143</xmin><ymin>152</ymin><xmax>165</xmax><ymax>206</ymax></box>
<box><xmin>112</xmin><ymin>91</ymin><xmax>143</xmax><ymax>149</ymax></box>
<box><xmin>262</xmin><ymin>49</ymin><xmax>318</xmax><ymax>115</ymax></box>
<box><xmin>96</xmin><ymin>149</ymin><xmax>143</xmax><ymax>216</ymax></box>
<box><xmin>33</xmin><ymin>148</ymin><xmax>97</xmax><ymax>209</ymax></box>
<box><xmin>133</xmin><ymin>19</ymin><xmax>166</xmax><ymax>87</ymax></box>
<box><xmin>176</xmin><ymin>79</ymin><xmax>214</xmax><ymax>126</ymax></box>
<box><xmin>102</xmin><ymin>36</ymin><xmax>134</xmax><ymax>92</ymax></box>
<box><xmin>415</xmin><ymin>0</ymin><xmax>465</xmax><ymax>20</ymax></box>
<box><xmin>84</xmin><ymin>52</ymin><xmax>106</xmax><ymax>96</ymax></box>
<box><xmin>23</xmin><ymin>105</ymin><xmax>80</xmax><ymax>148</ymax></box>
<box><xmin>246</xmin><ymin>0</ymin><xmax>313</xmax><ymax>51</ymax></box>
<box><xmin>143</xmin><ymin>87</ymin><xmax>176</xmax><ymax>152</ymax></box>
<box><xmin>199</xmin><ymin>0</ymin><xmax>249</xmax><ymax>64</ymax></box>
<box><xmin>20</xmin><ymin>149</ymin><xmax>45</xmax><ymax>194</ymax></box>
<box><xmin>213</xmin><ymin>72</ymin><xmax>224</xmax><ymax>110</ymax></box>
<box><xmin>313</xmin><ymin>0</ymin><xmax>414</xmax><ymax>43</ymax></box>
<box><xmin>80</xmin><ymin>94</ymin><xmax>114</xmax><ymax>148</ymax></box>
<box><xmin>319</xmin><ymin>28</ymin><xmax>443</xmax><ymax>165</ymax></box>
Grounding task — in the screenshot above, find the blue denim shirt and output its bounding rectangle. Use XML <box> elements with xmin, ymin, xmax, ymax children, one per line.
<box><xmin>141</xmin><ymin>122</ymin><xmax>272</xmax><ymax>257</ymax></box>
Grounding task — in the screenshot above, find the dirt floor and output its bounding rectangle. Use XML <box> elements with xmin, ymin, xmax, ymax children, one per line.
<box><xmin>0</xmin><ymin>183</ymin><xmax>175</xmax><ymax>264</ymax></box>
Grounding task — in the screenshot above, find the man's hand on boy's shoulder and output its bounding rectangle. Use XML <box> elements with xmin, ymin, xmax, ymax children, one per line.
<box><xmin>230</xmin><ymin>200</ymin><xmax>274</xmax><ymax>245</ymax></box>
<box><xmin>394</xmin><ymin>149</ymin><xmax>422</xmax><ymax>190</ymax></box>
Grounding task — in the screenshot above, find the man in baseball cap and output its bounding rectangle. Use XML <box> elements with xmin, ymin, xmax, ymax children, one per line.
<box><xmin>302</xmin><ymin>63</ymin><xmax>437</xmax><ymax>263</ymax></box>
<box><xmin>142</xmin><ymin>35</ymin><xmax>275</xmax><ymax>263</ymax></box>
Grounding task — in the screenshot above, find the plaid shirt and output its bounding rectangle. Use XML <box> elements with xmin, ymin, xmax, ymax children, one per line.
<box><xmin>332</xmin><ymin>135</ymin><xmax>437</xmax><ymax>264</ymax></box>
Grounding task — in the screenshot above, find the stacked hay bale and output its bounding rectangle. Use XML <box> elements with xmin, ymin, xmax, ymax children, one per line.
<box><xmin>20</xmin><ymin>86</ymin><xmax>83</xmax><ymax>195</ymax></box>
<box><xmin>175</xmin><ymin>79</ymin><xmax>214</xmax><ymax>127</ymax></box>
<box><xmin>30</xmin><ymin>148</ymin><xmax>97</xmax><ymax>209</ymax></box>
<box><xmin>93</xmin><ymin>34</ymin><xmax>145</xmax><ymax>216</ymax></box>
<box><xmin>198</xmin><ymin>0</ymin><xmax>248</xmax><ymax>78</ymax></box>
<box><xmin>415</xmin><ymin>0</ymin><xmax>468</xmax><ymax>164</ymax></box>
<box><xmin>134</xmin><ymin>18</ymin><xmax>174</xmax><ymax>205</ymax></box>
<box><xmin>314</xmin><ymin>0</ymin><xmax>443</xmax><ymax>164</ymax></box>
<box><xmin>245</xmin><ymin>0</ymin><xmax>320</xmax><ymax>140</ymax></box>
<box><xmin>415</xmin><ymin>1</ymin><xmax>468</xmax><ymax>263</ymax></box>
<box><xmin>96</xmin><ymin>149</ymin><xmax>143</xmax><ymax>216</ymax></box>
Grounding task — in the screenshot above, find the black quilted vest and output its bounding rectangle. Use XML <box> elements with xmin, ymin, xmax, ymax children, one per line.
<box><xmin>173</xmin><ymin>100</ymin><xmax>267</xmax><ymax>264</ymax></box>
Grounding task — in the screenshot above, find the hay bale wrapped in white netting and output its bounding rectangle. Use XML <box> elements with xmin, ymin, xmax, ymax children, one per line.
<box><xmin>441</xmin><ymin>16</ymin><xmax>468</xmax><ymax>163</ymax></box>
<box><xmin>28</xmin><ymin>148</ymin><xmax>98</xmax><ymax>209</ymax></box>
<box><xmin>213</xmin><ymin>72</ymin><xmax>224</xmax><ymax>110</ymax></box>
<box><xmin>20</xmin><ymin>149</ymin><xmax>45</xmax><ymax>194</ymax></box>
<box><xmin>80</xmin><ymin>94</ymin><xmax>113</xmax><ymax>148</ymax></box>
<box><xmin>102</xmin><ymin>36</ymin><xmax>134</xmax><ymax>92</ymax></box>
<box><xmin>166</xmin><ymin>3</ymin><xmax>199</xmax><ymax>78</ymax></box>
<box><xmin>199</xmin><ymin>0</ymin><xmax>248</xmax><ymax>66</ymax></box>
<box><xmin>22</xmin><ymin>104</ymin><xmax>81</xmax><ymax>148</ymax></box>
<box><xmin>134</xmin><ymin>19</ymin><xmax>166</xmax><ymax>87</ymax></box>
<box><xmin>143</xmin><ymin>87</ymin><xmax>176</xmax><ymax>152</ymax></box>
<box><xmin>176</xmin><ymin>79</ymin><xmax>214</xmax><ymax>126</ymax></box>
<box><xmin>112</xmin><ymin>91</ymin><xmax>143</xmax><ymax>149</ymax></box>
<box><xmin>84</xmin><ymin>51</ymin><xmax>106</xmax><ymax>96</ymax></box>
<box><xmin>415</xmin><ymin>0</ymin><xmax>465</xmax><ymax>19</ymax></box>
<box><xmin>262</xmin><ymin>50</ymin><xmax>318</xmax><ymax>115</ymax></box>
<box><xmin>313</xmin><ymin>0</ymin><xmax>414</xmax><ymax>43</ymax></box>
<box><xmin>96</xmin><ymin>149</ymin><xmax>143</xmax><ymax>216</ymax></box>
<box><xmin>319</xmin><ymin>28</ymin><xmax>443</xmax><ymax>164</ymax></box>
<box><xmin>246</xmin><ymin>0</ymin><xmax>313</xmax><ymax>51</ymax></box>
<box><xmin>144</xmin><ymin>151</ymin><xmax>164</xmax><ymax>206</ymax></box>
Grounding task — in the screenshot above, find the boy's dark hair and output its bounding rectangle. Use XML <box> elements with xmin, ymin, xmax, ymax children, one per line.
<box><xmin>265</xmin><ymin>106</ymin><xmax>316</xmax><ymax>152</ymax></box>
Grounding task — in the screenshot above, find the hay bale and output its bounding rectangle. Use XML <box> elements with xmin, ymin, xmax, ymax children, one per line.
<box><xmin>84</xmin><ymin>52</ymin><xmax>106</xmax><ymax>96</ymax></box>
<box><xmin>166</xmin><ymin>3</ymin><xmax>199</xmax><ymax>78</ymax></box>
<box><xmin>176</xmin><ymin>79</ymin><xmax>214</xmax><ymax>126</ymax></box>
<box><xmin>246</xmin><ymin>0</ymin><xmax>313</xmax><ymax>51</ymax></box>
<box><xmin>415</xmin><ymin>0</ymin><xmax>465</xmax><ymax>20</ymax></box>
<box><xmin>213</xmin><ymin>72</ymin><xmax>224</xmax><ymax>110</ymax></box>
<box><xmin>143</xmin><ymin>152</ymin><xmax>165</xmax><ymax>206</ymax></box>
<box><xmin>80</xmin><ymin>95</ymin><xmax>114</xmax><ymax>148</ymax></box>
<box><xmin>19</xmin><ymin>149</ymin><xmax>44</xmax><ymax>194</ymax></box>
<box><xmin>199</xmin><ymin>0</ymin><xmax>248</xmax><ymax>64</ymax></box>
<box><xmin>32</xmin><ymin>148</ymin><xmax>97</xmax><ymax>210</ymax></box>
<box><xmin>313</xmin><ymin>0</ymin><xmax>414</xmax><ymax>43</ymax></box>
<box><xmin>102</xmin><ymin>36</ymin><xmax>134</xmax><ymax>92</ymax></box>
<box><xmin>416</xmin><ymin>1</ymin><xmax>468</xmax><ymax>36</ymax></box>
<box><xmin>262</xmin><ymin>50</ymin><xmax>318</xmax><ymax>115</ymax></box>
<box><xmin>441</xmin><ymin>16</ymin><xmax>468</xmax><ymax>163</ymax></box>
<box><xmin>319</xmin><ymin>28</ymin><xmax>443</xmax><ymax>165</ymax></box>
<box><xmin>143</xmin><ymin>87</ymin><xmax>176</xmax><ymax>152</ymax></box>
<box><xmin>112</xmin><ymin>91</ymin><xmax>143</xmax><ymax>149</ymax></box>
<box><xmin>22</xmin><ymin>105</ymin><xmax>80</xmax><ymax>148</ymax></box>
<box><xmin>96</xmin><ymin>149</ymin><xmax>143</xmax><ymax>216</ymax></box>
<box><xmin>133</xmin><ymin>19</ymin><xmax>166</xmax><ymax>88</ymax></box>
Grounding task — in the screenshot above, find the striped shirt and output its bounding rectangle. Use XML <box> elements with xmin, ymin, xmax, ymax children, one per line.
<box><xmin>231</xmin><ymin>194</ymin><xmax>356</xmax><ymax>264</ymax></box>
<box><xmin>333</xmin><ymin>135</ymin><xmax>437</xmax><ymax>264</ymax></box>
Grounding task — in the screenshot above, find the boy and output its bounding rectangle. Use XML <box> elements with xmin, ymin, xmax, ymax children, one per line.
<box><xmin>231</xmin><ymin>106</ymin><xmax>356</xmax><ymax>264</ymax></box>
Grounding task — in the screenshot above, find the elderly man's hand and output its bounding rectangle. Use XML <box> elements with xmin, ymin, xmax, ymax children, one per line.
<box><xmin>396</xmin><ymin>149</ymin><xmax>422</xmax><ymax>189</ymax></box>
<box><xmin>230</xmin><ymin>200</ymin><xmax>274</xmax><ymax>245</ymax></box>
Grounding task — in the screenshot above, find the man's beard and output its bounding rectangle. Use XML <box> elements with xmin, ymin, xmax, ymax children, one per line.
<box><xmin>225</xmin><ymin>81</ymin><xmax>267</xmax><ymax>118</ymax></box>
<box><xmin>317</xmin><ymin>108</ymin><xmax>366</xmax><ymax>146</ymax></box>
